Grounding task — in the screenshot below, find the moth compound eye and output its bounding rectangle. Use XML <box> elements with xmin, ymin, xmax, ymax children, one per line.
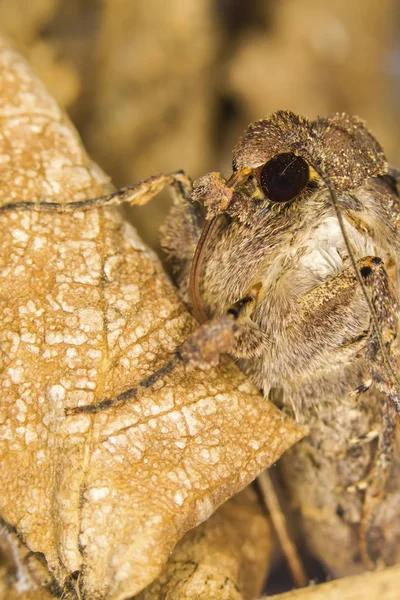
<box><xmin>259</xmin><ymin>153</ymin><xmax>309</xmax><ymax>203</ymax></box>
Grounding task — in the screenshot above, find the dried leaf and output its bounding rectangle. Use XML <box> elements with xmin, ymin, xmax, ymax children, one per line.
<box><xmin>0</xmin><ymin>532</ymin><xmax>62</xmax><ymax>600</ymax></box>
<box><xmin>136</xmin><ymin>487</ymin><xmax>271</xmax><ymax>600</ymax></box>
<box><xmin>0</xmin><ymin>38</ymin><xmax>305</xmax><ymax>599</ymax></box>
<box><xmin>0</xmin><ymin>588</ymin><xmax>56</xmax><ymax>600</ymax></box>
<box><xmin>264</xmin><ymin>564</ymin><xmax>400</xmax><ymax>600</ymax></box>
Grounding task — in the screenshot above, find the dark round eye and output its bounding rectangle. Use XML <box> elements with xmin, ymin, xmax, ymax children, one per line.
<box><xmin>259</xmin><ymin>153</ymin><xmax>309</xmax><ymax>203</ymax></box>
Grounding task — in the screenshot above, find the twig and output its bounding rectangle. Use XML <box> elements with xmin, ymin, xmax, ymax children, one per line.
<box><xmin>257</xmin><ymin>470</ymin><xmax>308</xmax><ymax>588</ymax></box>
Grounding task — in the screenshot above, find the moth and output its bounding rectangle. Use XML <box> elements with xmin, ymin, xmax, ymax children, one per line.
<box><xmin>3</xmin><ymin>110</ymin><xmax>400</xmax><ymax>578</ymax></box>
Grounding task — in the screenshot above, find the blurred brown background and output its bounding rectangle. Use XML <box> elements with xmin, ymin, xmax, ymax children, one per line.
<box><xmin>1</xmin><ymin>0</ymin><xmax>400</xmax><ymax>249</ymax></box>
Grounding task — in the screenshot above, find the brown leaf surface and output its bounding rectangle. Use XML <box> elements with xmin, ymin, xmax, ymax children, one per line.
<box><xmin>0</xmin><ymin>38</ymin><xmax>305</xmax><ymax>599</ymax></box>
<box><xmin>0</xmin><ymin>532</ymin><xmax>62</xmax><ymax>600</ymax></box>
<box><xmin>0</xmin><ymin>588</ymin><xmax>56</xmax><ymax>600</ymax></box>
<box><xmin>136</xmin><ymin>487</ymin><xmax>271</xmax><ymax>600</ymax></box>
<box><xmin>264</xmin><ymin>564</ymin><xmax>400</xmax><ymax>600</ymax></box>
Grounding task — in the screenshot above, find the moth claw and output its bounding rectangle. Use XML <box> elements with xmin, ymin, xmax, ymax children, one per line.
<box><xmin>349</xmin><ymin>379</ymin><xmax>373</xmax><ymax>397</ymax></box>
<box><xmin>347</xmin><ymin>478</ymin><xmax>369</xmax><ymax>493</ymax></box>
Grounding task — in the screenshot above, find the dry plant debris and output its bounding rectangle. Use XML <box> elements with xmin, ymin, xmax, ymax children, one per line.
<box><xmin>136</xmin><ymin>487</ymin><xmax>271</xmax><ymax>600</ymax></box>
<box><xmin>0</xmin><ymin>38</ymin><xmax>305</xmax><ymax>599</ymax></box>
<box><xmin>265</xmin><ymin>564</ymin><xmax>400</xmax><ymax>600</ymax></box>
<box><xmin>0</xmin><ymin>589</ymin><xmax>55</xmax><ymax>600</ymax></box>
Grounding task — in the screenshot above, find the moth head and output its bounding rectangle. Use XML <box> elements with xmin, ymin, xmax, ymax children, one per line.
<box><xmin>190</xmin><ymin>110</ymin><xmax>388</xmax><ymax>321</ymax></box>
<box><xmin>193</xmin><ymin>111</ymin><xmax>387</xmax><ymax>224</ymax></box>
<box><xmin>233</xmin><ymin>109</ymin><xmax>387</xmax><ymax>188</ymax></box>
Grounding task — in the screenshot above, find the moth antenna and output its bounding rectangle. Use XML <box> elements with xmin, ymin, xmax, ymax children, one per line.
<box><xmin>189</xmin><ymin>216</ymin><xmax>218</xmax><ymax>323</ymax></box>
<box><xmin>321</xmin><ymin>172</ymin><xmax>400</xmax><ymax>402</ymax></box>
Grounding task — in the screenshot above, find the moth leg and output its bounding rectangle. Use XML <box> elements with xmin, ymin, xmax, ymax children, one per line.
<box><xmin>0</xmin><ymin>171</ymin><xmax>193</xmax><ymax>214</ymax></box>
<box><xmin>275</xmin><ymin>257</ymin><xmax>399</xmax><ymax>401</ymax></box>
<box><xmin>65</xmin><ymin>292</ymin><xmax>258</xmax><ymax>416</ymax></box>
<box><xmin>358</xmin><ymin>400</ymin><xmax>397</xmax><ymax>568</ymax></box>
<box><xmin>362</xmin><ymin>256</ymin><xmax>400</xmax><ymax>410</ymax></box>
<box><xmin>1</xmin><ymin>167</ymin><xmax>204</xmax><ymax>304</ymax></box>
<box><xmin>331</xmin><ymin>254</ymin><xmax>400</xmax><ymax>566</ymax></box>
<box><xmin>352</xmin><ymin>257</ymin><xmax>400</xmax><ymax>567</ymax></box>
